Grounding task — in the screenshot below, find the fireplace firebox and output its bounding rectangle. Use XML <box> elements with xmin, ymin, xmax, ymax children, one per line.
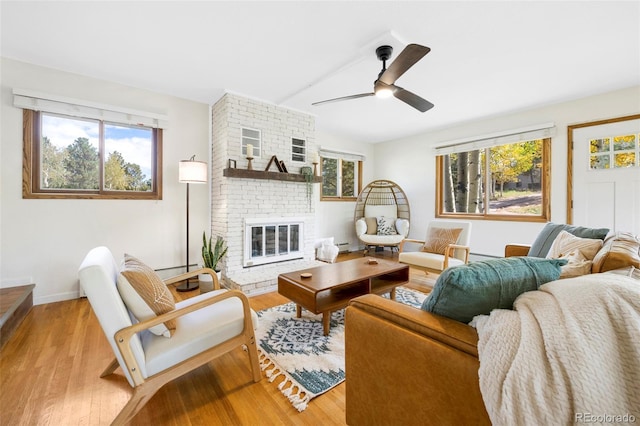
<box><xmin>244</xmin><ymin>218</ymin><xmax>304</xmax><ymax>267</ymax></box>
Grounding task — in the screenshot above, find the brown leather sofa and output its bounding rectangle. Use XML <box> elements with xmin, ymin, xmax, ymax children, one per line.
<box><xmin>345</xmin><ymin>294</ymin><xmax>490</xmax><ymax>426</ymax></box>
<box><xmin>344</xmin><ymin>225</ymin><xmax>639</xmax><ymax>425</ymax></box>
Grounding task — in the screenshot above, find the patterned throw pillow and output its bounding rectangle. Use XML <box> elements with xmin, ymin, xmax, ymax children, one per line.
<box><xmin>592</xmin><ymin>232</ymin><xmax>640</xmax><ymax>273</ymax></box>
<box><xmin>117</xmin><ymin>254</ymin><xmax>177</xmax><ymax>337</ymax></box>
<box><xmin>376</xmin><ymin>216</ymin><xmax>397</xmax><ymax>235</ymax></box>
<box><xmin>422</xmin><ymin>227</ymin><xmax>463</xmax><ymax>255</ymax></box>
<box><xmin>546</xmin><ymin>230</ymin><xmax>603</xmax><ymax>261</ymax></box>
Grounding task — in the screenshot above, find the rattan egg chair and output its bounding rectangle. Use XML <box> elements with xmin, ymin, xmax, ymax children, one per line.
<box><xmin>354</xmin><ymin>180</ymin><xmax>410</xmax><ymax>254</ymax></box>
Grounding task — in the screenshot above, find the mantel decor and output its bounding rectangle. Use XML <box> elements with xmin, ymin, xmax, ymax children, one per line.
<box><xmin>265</xmin><ymin>155</ymin><xmax>287</xmax><ymax>172</ymax></box>
<box><xmin>223</xmin><ymin>168</ymin><xmax>321</xmax><ymax>183</ymax></box>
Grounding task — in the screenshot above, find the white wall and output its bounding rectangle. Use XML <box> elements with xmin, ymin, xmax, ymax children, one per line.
<box><xmin>374</xmin><ymin>85</ymin><xmax>640</xmax><ymax>257</ymax></box>
<box><xmin>0</xmin><ymin>58</ymin><xmax>210</xmax><ymax>304</ymax></box>
<box><xmin>315</xmin><ymin>130</ymin><xmax>376</xmax><ymax>251</ymax></box>
<box><xmin>3</xmin><ymin>58</ymin><xmax>637</xmax><ymax>304</ymax></box>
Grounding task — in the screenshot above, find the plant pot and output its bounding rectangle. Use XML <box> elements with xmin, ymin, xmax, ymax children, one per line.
<box><xmin>198</xmin><ymin>273</ymin><xmax>215</xmax><ymax>293</ymax></box>
<box><xmin>198</xmin><ymin>270</ymin><xmax>222</xmax><ymax>293</ymax></box>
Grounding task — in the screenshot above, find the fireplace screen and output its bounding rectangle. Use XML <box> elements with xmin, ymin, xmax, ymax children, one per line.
<box><xmin>245</xmin><ymin>219</ymin><xmax>303</xmax><ymax>267</ymax></box>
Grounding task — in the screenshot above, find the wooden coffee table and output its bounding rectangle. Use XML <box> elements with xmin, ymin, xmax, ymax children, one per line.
<box><xmin>278</xmin><ymin>258</ymin><xmax>409</xmax><ymax>335</ymax></box>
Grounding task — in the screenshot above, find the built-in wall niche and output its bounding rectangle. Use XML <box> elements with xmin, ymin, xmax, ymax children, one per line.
<box><xmin>241</xmin><ymin>127</ymin><xmax>261</xmax><ymax>157</ymax></box>
<box><xmin>292</xmin><ymin>138</ymin><xmax>306</xmax><ymax>162</ymax></box>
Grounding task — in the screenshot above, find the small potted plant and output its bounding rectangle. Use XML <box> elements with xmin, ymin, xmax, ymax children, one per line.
<box><xmin>200</xmin><ymin>232</ymin><xmax>228</xmax><ymax>292</ymax></box>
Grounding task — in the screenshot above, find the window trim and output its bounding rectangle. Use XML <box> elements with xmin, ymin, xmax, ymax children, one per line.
<box><xmin>320</xmin><ymin>157</ymin><xmax>363</xmax><ymax>202</ymax></box>
<box><xmin>435</xmin><ymin>138</ymin><xmax>551</xmax><ymax>222</ymax></box>
<box><xmin>22</xmin><ymin>109</ymin><xmax>163</xmax><ymax>200</ymax></box>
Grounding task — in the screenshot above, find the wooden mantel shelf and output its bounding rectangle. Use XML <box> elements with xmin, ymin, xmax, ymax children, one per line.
<box><xmin>223</xmin><ymin>168</ymin><xmax>322</xmax><ymax>183</ymax></box>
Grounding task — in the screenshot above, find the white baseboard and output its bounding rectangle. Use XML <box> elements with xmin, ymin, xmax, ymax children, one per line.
<box><xmin>34</xmin><ymin>291</ymin><xmax>80</xmax><ymax>306</ymax></box>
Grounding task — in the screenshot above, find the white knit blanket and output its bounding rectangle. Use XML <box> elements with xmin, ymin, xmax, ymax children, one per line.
<box><xmin>474</xmin><ymin>273</ymin><xmax>640</xmax><ymax>425</ymax></box>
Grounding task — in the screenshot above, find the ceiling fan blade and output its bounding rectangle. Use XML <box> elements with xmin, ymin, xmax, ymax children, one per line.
<box><xmin>393</xmin><ymin>86</ymin><xmax>434</xmax><ymax>112</ymax></box>
<box><xmin>379</xmin><ymin>43</ymin><xmax>430</xmax><ymax>85</ymax></box>
<box><xmin>312</xmin><ymin>92</ymin><xmax>375</xmax><ymax>106</ymax></box>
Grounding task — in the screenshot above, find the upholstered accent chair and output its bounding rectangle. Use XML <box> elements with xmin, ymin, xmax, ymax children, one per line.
<box><xmin>355</xmin><ymin>204</ymin><xmax>411</xmax><ymax>253</ymax></box>
<box><xmin>354</xmin><ymin>180</ymin><xmax>410</xmax><ymax>254</ymax></box>
<box><xmin>399</xmin><ymin>220</ymin><xmax>472</xmax><ymax>274</ymax></box>
<box><xmin>78</xmin><ymin>247</ymin><xmax>260</xmax><ymax>425</ymax></box>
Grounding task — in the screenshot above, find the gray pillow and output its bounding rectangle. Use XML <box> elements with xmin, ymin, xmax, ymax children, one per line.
<box><xmin>528</xmin><ymin>222</ymin><xmax>609</xmax><ymax>258</ymax></box>
<box><xmin>421</xmin><ymin>257</ymin><xmax>567</xmax><ymax>323</ymax></box>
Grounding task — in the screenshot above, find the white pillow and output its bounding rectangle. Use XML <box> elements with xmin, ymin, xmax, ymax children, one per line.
<box><xmin>546</xmin><ymin>230</ymin><xmax>603</xmax><ymax>261</ymax></box>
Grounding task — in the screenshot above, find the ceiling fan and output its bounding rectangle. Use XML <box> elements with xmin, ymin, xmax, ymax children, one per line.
<box><xmin>312</xmin><ymin>43</ymin><xmax>434</xmax><ymax>112</ymax></box>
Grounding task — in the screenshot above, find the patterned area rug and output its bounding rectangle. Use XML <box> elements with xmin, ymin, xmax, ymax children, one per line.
<box><xmin>255</xmin><ymin>287</ymin><xmax>428</xmax><ymax>411</ymax></box>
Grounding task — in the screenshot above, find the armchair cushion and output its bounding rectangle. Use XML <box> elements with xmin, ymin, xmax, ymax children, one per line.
<box><xmin>142</xmin><ymin>290</ymin><xmax>259</xmax><ymax>376</ymax></box>
<box><xmin>395</xmin><ymin>218</ymin><xmax>410</xmax><ymax>238</ymax></box>
<box><xmin>399</xmin><ymin>250</ymin><xmax>467</xmax><ymax>271</ymax></box>
<box><xmin>528</xmin><ymin>222</ymin><xmax>609</xmax><ymax>258</ymax></box>
<box><xmin>355</xmin><ymin>218</ymin><xmax>367</xmax><ymax>237</ymax></box>
<box><xmin>359</xmin><ymin>233</ymin><xmax>406</xmax><ymax>246</ymax></box>
<box><xmin>422</xmin><ymin>257</ymin><xmax>567</xmax><ymax>323</ymax></box>
<box><xmin>422</xmin><ymin>227</ymin><xmax>463</xmax><ymax>255</ymax></box>
<box><xmin>117</xmin><ymin>254</ymin><xmax>177</xmax><ymax>337</ymax></box>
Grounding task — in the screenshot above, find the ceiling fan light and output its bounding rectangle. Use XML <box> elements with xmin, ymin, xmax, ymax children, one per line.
<box><xmin>375</xmin><ymin>87</ymin><xmax>394</xmax><ymax>99</ymax></box>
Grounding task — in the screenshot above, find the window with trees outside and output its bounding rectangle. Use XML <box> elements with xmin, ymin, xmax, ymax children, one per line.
<box><xmin>321</xmin><ymin>157</ymin><xmax>362</xmax><ymax>201</ymax></box>
<box><xmin>23</xmin><ymin>110</ymin><xmax>162</xmax><ymax>199</ymax></box>
<box><xmin>436</xmin><ymin>138</ymin><xmax>550</xmax><ymax>221</ymax></box>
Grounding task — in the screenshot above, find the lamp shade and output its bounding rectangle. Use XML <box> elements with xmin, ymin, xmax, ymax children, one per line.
<box><xmin>179</xmin><ymin>159</ymin><xmax>207</xmax><ymax>184</ymax></box>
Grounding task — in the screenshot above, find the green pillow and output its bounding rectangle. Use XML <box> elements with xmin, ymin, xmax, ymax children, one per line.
<box><xmin>528</xmin><ymin>222</ymin><xmax>609</xmax><ymax>258</ymax></box>
<box><xmin>421</xmin><ymin>257</ymin><xmax>567</xmax><ymax>323</ymax></box>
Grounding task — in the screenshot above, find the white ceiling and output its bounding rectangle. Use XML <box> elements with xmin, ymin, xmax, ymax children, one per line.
<box><xmin>2</xmin><ymin>1</ymin><xmax>639</xmax><ymax>143</ymax></box>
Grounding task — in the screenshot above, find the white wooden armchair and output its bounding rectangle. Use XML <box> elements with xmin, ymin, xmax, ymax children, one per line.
<box><xmin>399</xmin><ymin>220</ymin><xmax>472</xmax><ymax>274</ymax></box>
<box><xmin>78</xmin><ymin>247</ymin><xmax>260</xmax><ymax>425</ymax></box>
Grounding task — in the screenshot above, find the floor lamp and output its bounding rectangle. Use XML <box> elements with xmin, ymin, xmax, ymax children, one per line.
<box><xmin>177</xmin><ymin>155</ymin><xmax>208</xmax><ymax>292</ymax></box>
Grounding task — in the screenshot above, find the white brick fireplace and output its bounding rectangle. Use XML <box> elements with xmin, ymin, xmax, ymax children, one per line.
<box><xmin>210</xmin><ymin>93</ymin><xmax>320</xmax><ymax>295</ymax></box>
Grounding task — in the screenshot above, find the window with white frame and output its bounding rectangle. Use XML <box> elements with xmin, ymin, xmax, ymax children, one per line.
<box><xmin>320</xmin><ymin>148</ymin><xmax>364</xmax><ymax>200</ymax></box>
<box><xmin>291</xmin><ymin>138</ymin><xmax>306</xmax><ymax>162</ymax></box>
<box><xmin>241</xmin><ymin>127</ymin><xmax>261</xmax><ymax>158</ymax></box>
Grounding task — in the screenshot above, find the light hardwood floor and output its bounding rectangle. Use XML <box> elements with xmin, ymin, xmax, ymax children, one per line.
<box><xmin>0</xmin><ymin>252</ymin><xmax>436</xmax><ymax>425</ymax></box>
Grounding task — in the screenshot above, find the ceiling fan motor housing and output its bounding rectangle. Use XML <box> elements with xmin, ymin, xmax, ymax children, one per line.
<box><xmin>375</xmin><ymin>45</ymin><xmax>393</xmax><ymax>62</ymax></box>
